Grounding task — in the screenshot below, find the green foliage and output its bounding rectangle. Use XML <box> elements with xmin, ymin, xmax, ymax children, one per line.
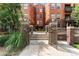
<box><xmin>0</xmin><ymin>35</ymin><xmax>9</xmax><ymax>46</ymax></box>
<box><xmin>72</xmin><ymin>43</ymin><xmax>79</xmax><ymax>49</ymax></box>
<box><xmin>0</xmin><ymin>4</ymin><xmax>27</xmax><ymax>55</ymax></box>
<box><xmin>74</xmin><ymin>5</ymin><xmax>79</xmax><ymax>11</ymax></box>
<box><xmin>0</xmin><ymin>4</ymin><xmax>22</xmax><ymax>32</ymax></box>
<box><xmin>5</xmin><ymin>31</ymin><xmax>23</xmax><ymax>51</ymax></box>
<box><xmin>0</xmin><ymin>4</ymin><xmax>27</xmax><ymax>56</ymax></box>
<box><xmin>71</xmin><ymin>4</ymin><xmax>79</xmax><ymax>27</ymax></box>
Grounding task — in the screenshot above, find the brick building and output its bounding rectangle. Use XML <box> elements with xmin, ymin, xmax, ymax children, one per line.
<box><xmin>45</xmin><ymin>3</ymin><xmax>74</xmax><ymax>27</ymax></box>
<box><xmin>35</xmin><ymin>4</ymin><xmax>45</xmax><ymax>28</ymax></box>
<box><xmin>22</xmin><ymin>3</ymin><xmax>74</xmax><ymax>28</ymax></box>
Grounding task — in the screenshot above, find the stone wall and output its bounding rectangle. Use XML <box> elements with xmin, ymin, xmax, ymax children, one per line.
<box><xmin>74</xmin><ymin>34</ymin><xmax>79</xmax><ymax>43</ymax></box>
<box><xmin>48</xmin><ymin>26</ymin><xmax>79</xmax><ymax>44</ymax></box>
<box><xmin>57</xmin><ymin>28</ymin><xmax>66</xmax><ymax>40</ymax></box>
<box><xmin>57</xmin><ymin>27</ymin><xmax>79</xmax><ymax>44</ymax></box>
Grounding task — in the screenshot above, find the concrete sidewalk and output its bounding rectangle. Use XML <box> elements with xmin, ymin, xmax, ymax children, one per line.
<box><xmin>19</xmin><ymin>40</ymin><xmax>79</xmax><ymax>56</ymax></box>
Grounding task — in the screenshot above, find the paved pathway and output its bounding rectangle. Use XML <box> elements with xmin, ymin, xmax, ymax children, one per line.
<box><xmin>19</xmin><ymin>40</ymin><xmax>79</xmax><ymax>56</ymax></box>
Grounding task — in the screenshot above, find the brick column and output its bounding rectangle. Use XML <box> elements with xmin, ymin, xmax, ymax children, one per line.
<box><xmin>67</xmin><ymin>26</ymin><xmax>74</xmax><ymax>45</ymax></box>
<box><xmin>48</xmin><ymin>26</ymin><xmax>57</xmax><ymax>45</ymax></box>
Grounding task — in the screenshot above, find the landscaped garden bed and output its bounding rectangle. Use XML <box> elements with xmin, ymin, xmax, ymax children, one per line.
<box><xmin>72</xmin><ymin>43</ymin><xmax>79</xmax><ymax>49</ymax></box>
<box><xmin>0</xmin><ymin>4</ymin><xmax>28</xmax><ymax>56</ymax></box>
<box><xmin>0</xmin><ymin>34</ymin><xmax>9</xmax><ymax>46</ymax></box>
<box><xmin>0</xmin><ymin>31</ymin><xmax>24</xmax><ymax>56</ymax></box>
<box><xmin>0</xmin><ymin>32</ymin><xmax>9</xmax><ymax>55</ymax></box>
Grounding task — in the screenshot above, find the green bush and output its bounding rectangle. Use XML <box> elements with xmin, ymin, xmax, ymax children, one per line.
<box><xmin>5</xmin><ymin>31</ymin><xmax>23</xmax><ymax>52</ymax></box>
<box><xmin>72</xmin><ymin>43</ymin><xmax>79</xmax><ymax>49</ymax></box>
<box><xmin>0</xmin><ymin>35</ymin><xmax>9</xmax><ymax>46</ymax></box>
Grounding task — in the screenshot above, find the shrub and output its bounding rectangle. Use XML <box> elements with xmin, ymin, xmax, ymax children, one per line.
<box><xmin>0</xmin><ymin>35</ymin><xmax>9</xmax><ymax>46</ymax></box>
<box><xmin>72</xmin><ymin>43</ymin><xmax>79</xmax><ymax>49</ymax></box>
<box><xmin>5</xmin><ymin>31</ymin><xmax>23</xmax><ymax>52</ymax></box>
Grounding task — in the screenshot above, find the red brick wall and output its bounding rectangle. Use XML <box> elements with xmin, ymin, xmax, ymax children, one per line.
<box><xmin>35</xmin><ymin>4</ymin><xmax>45</xmax><ymax>27</ymax></box>
<box><xmin>45</xmin><ymin>3</ymin><xmax>65</xmax><ymax>25</ymax></box>
<box><xmin>28</xmin><ymin>4</ymin><xmax>35</xmax><ymax>25</ymax></box>
<box><xmin>25</xmin><ymin>3</ymin><xmax>74</xmax><ymax>27</ymax></box>
<box><xmin>45</xmin><ymin>3</ymin><xmax>51</xmax><ymax>25</ymax></box>
<box><xmin>60</xmin><ymin>3</ymin><xmax>65</xmax><ymax>26</ymax></box>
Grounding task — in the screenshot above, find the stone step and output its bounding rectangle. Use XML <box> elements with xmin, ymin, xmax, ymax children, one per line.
<box><xmin>30</xmin><ymin>32</ymin><xmax>49</xmax><ymax>40</ymax></box>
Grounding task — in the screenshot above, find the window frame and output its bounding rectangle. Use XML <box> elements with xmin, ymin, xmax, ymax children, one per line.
<box><xmin>51</xmin><ymin>3</ymin><xmax>55</xmax><ymax>9</ymax></box>
<box><xmin>56</xmin><ymin>13</ymin><xmax>60</xmax><ymax>18</ymax></box>
<box><xmin>23</xmin><ymin>4</ymin><xmax>28</xmax><ymax>9</ymax></box>
<box><xmin>51</xmin><ymin>13</ymin><xmax>56</xmax><ymax>19</ymax></box>
<box><xmin>51</xmin><ymin>13</ymin><xmax>56</xmax><ymax>21</ymax></box>
<box><xmin>56</xmin><ymin>3</ymin><xmax>61</xmax><ymax>9</ymax></box>
<box><xmin>40</xmin><ymin>8</ymin><xmax>43</xmax><ymax>12</ymax></box>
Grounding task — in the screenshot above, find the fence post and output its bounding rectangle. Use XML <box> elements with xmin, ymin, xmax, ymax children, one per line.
<box><xmin>67</xmin><ymin>26</ymin><xmax>74</xmax><ymax>45</ymax></box>
<box><xmin>21</xmin><ymin>22</ymin><xmax>30</xmax><ymax>46</ymax></box>
<box><xmin>48</xmin><ymin>22</ymin><xmax>57</xmax><ymax>46</ymax></box>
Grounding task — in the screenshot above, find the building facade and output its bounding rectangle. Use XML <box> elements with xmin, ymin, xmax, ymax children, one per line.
<box><xmin>22</xmin><ymin>3</ymin><xmax>74</xmax><ymax>28</ymax></box>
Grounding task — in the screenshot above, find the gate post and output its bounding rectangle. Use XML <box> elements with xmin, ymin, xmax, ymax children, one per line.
<box><xmin>49</xmin><ymin>27</ymin><xmax>57</xmax><ymax>45</ymax></box>
<box><xmin>67</xmin><ymin>26</ymin><xmax>74</xmax><ymax>45</ymax></box>
<box><xmin>48</xmin><ymin>22</ymin><xmax>58</xmax><ymax>46</ymax></box>
<box><xmin>21</xmin><ymin>22</ymin><xmax>30</xmax><ymax>45</ymax></box>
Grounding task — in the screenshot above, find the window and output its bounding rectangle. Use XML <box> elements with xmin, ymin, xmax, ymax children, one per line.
<box><xmin>36</xmin><ymin>8</ymin><xmax>39</xmax><ymax>12</ymax></box>
<box><xmin>37</xmin><ymin>20</ymin><xmax>40</xmax><ymax>25</ymax></box>
<box><xmin>24</xmin><ymin>4</ymin><xmax>28</xmax><ymax>9</ymax></box>
<box><xmin>51</xmin><ymin>14</ymin><xmax>56</xmax><ymax>19</ymax></box>
<box><xmin>40</xmin><ymin>14</ymin><xmax>42</xmax><ymax>18</ymax></box>
<box><xmin>51</xmin><ymin>14</ymin><xmax>56</xmax><ymax>21</ymax></box>
<box><xmin>24</xmin><ymin>4</ymin><xmax>28</xmax><ymax>7</ymax></box>
<box><xmin>40</xmin><ymin>9</ymin><xmax>43</xmax><ymax>12</ymax></box>
<box><xmin>37</xmin><ymin>14</ymin><xmax>42</xmax><ymax>18</ymax></box>
<box><xmin>24</xmin><ymin>14</ymin><xmax>28</xmax><ymax>21</ymax></box>
<box><xmin>57</xmin><ymin>14</ymin><xmax>60</xmax><ymax>18</ymax></box>
<box><xmin>56</xmin><ymin>3</ymin><xmax>61</xmax><ymax>9</ymax></box>
<box><xmin>36</xmin><ymin>8</ymin><xmax>43</xmax><ymax>12</ymax></box>
<box><xmin>51</xmin><ymin>4</ymin><xmax>55</xmax><ymax>9</ymax></box>
<box><xmin>37</xmin><ymin>14</ymin><xmax>40</xmax><ymax>18</ymax></box>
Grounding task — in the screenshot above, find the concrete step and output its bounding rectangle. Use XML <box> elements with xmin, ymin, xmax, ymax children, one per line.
<box><xmin>30</xmin><ymin>32</ymin><xmax>49</xmax><ymax>40</ymax></box>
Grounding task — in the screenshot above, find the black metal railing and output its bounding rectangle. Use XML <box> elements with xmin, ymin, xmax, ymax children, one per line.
<box><xmin>65</xmin><ymin>7</ymin><xmax>72</xmax><ymax>12</ymax></box>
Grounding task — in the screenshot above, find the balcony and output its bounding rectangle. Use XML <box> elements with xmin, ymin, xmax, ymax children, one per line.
<box><xmin>65</xmin><ymin>7</ymin><xmax>72</xmax><ymax>12</ymax></box>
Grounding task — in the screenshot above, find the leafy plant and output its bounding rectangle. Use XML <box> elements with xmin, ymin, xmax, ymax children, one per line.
<box><xmin>72</xmin><ymin>43</ymin><xmax>79</xmax><ymax>49</ymax></box>
<box><xmin>0</xmin><ymin>3</ymin><xmax>26</xmax><ymax>52</ymax></box>
<box><xmin>0</xmin><ymin>4</ymin><xmax>22</xmax><ymax>32</ymax></box>
<box><xmin>0</xmin><ymin>4</ymin><xmax>26</xmax><ymax>55</ymax></box>
<box><xmin>5</xmin><ymin>31</ymin><xmax>23</xmax><ymax>51</ymax></box>
<box><xmin>0</xmin><ymin>35</ymin><xmax>9</xmax><ymax>46</ymax></box>
<box><xmin>71</xmin><ymin>4</ymin><xmax>79</xmax><ymax>27</ymax></box>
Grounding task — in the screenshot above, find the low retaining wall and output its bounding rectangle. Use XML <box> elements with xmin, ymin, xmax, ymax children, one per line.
<box><xmin>74</xmin><ymin>34</ymin><xmax>79</xmax><ymax>43</ymax></box>
<box><xmin>57</xmin><ymin>32</ymin><xmax>66</xmax><ymax>40</ymax></box>
<box><xmin>57</xmin><ymin>27</ymin><xmax>79</xmax><ymax>44</ymax></box>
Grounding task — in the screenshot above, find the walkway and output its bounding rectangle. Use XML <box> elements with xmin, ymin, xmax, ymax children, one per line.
<box><xmin>19</xmin><ymin>40</ymin><xmax>79</xmax><ymax>56</ymax></box>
